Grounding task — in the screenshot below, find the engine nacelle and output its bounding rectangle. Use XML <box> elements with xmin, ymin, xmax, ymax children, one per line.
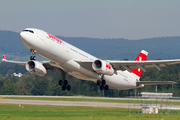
<box><xmin>26</xmin><ymin>61</ymin><xmax>47</xmax><ymax>76</ymax></box>
<box><xmin>92</xmin><ymin>60</ymin><xmax>114</xmax><ymax>75</ymax></box>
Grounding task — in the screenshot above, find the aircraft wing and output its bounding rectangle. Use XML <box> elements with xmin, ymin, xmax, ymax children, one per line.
<box><xmin>75</xmin><ymin>59</ymin><xmax>180</xmax><ymax>72</ymax></box>
<box><xmin>74</xmin><ymin>59</ymin><xmax>94</xmax><ymax>71</ymax></box>
<box><xmin>2</xmin><ymin>59</ymin><xmax>27</xmax><ymax>65</ymax></box>
<box><xmin>1</xmin><ymin>55</ymin><xmax>57</xmax><ymax>70</ymax></box>
<box><xmin>137</xmin><ymin>81</ymin><xmax>178</xmax><ymax>86</ymax></box>
<box><xmin>108</xmin><ymin>59</ymin><xmax>180</xmax><ymax>72</ymax></box>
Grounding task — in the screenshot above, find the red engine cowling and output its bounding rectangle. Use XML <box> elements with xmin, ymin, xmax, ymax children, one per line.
<box><xmin>26</xmin><ymin>61</ymin><xmax>47</xmax><ymax>76</ymax></box>
<box><xmin>92</xmin><ymin>60</ymin><xmax>114</xmax><ymax>75</ymax></box>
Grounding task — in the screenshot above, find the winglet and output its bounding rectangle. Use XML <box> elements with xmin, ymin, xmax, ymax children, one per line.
<box><xmin>2</xmin><ymin>55</ymin><xmax>7</xmax><ymax>61</ymax></box>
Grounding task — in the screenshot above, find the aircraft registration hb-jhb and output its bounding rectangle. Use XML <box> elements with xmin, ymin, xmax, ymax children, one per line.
<box><xmin>2</xmin><ymin>28</ymin><xmax>179</xmax><ymax>91</ymax></box>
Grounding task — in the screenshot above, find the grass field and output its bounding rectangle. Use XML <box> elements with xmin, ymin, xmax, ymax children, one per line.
<box><xmin>0</xmin><ymin>104</ymin><xmax>180</xmax><ymax>120</ymax></box>
<box><xmin>2</xmin><ymin>96</ymin><xmax>180</xmax><ymax>105</ymax></box>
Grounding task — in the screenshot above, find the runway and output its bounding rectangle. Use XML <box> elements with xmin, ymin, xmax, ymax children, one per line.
<box><xmin>1</xmin><ymin>95</ymin><xmax>180</xmax><ymax>110</ymax></box>
<box><xmin>1</xmin><ymin>99</ymin><xmax>180</xmax><ymax>110</ymax></box>
<box><xmin>0</xmin><ymin>99</ymin><xmax>138</xmax><ymax>109</ymax></box>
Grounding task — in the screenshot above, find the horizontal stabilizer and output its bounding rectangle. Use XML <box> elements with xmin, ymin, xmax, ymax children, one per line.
<box><xmin>137</xmin><ymin>81</ymin><xmax>177</xmax><ymax>86</ymax></box>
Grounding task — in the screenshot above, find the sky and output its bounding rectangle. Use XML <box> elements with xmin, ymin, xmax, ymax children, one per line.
<box><xmin>0</xmin><ymin>0</ymin><xmax>180</xmax><ymax>40</ymax></box>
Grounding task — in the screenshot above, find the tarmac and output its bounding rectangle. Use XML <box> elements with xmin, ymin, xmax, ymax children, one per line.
<box><xmin>0</xmin><ymin>96</ymin><xmax>180</xmax><ymax>110</ymax></box>
<box><xmin>0</xmin><ymin>99</ymin><xmax>136</xmax><ymax>108</ymax></box>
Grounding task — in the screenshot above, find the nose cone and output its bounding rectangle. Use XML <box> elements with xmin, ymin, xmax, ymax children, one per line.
<box><xmin>20</xmin><ymin>31</ymin><xmax>32</xmax><ymax>49</ymax></box>
<box><xmin>20</xmin><ymin>31</ymin><xmax>31</xmax><ymax>44</ymax></box>
<box><xmin>20</xmin><ymin>31</ymin><xmax>26</xmax><ymax>42</ymax></box>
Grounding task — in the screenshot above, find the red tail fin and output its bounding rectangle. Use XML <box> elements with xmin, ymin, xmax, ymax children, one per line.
<box><xmin>131</xmin><ymin>50</ymin><xmax>148</xmax><ymax>78</ymax></box>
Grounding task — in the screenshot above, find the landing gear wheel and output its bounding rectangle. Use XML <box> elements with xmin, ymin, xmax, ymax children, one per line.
<box><xmin>30</xmin><ymin>56</ymin><xmax>36</xmax><ymax>60</ymax></box>
<box><xmin>62</xmin><ymin>85</ymin><xmax>66</xmax><ymax>91</ymax></box>
<box><xmin>59</xmin><ymin>80</ymin><xmax>63</xmax><ymax>86</ymax></box>
<box><xmin>33</xmin><ymin>56</ymin><xmax>36</xmax><ymax>60</ymax></box>
<box><xmin>102</xmin><ymin>80</ymin><xmax>106</xmax><ymax>85</ymax></box>
<box><xmin>67</xmin><ymin>85</ymin><xmax>71</xmax><ymax>91</ymax></box>
<box><xmin>59</xmin><ymin>70</ymin><xmax>71</xmax><ymax>91</ymax></box>
<box><xmin>30</xmin><ymin>49</ymin><xmax>36</xmax><ymax>60</ymax></box>
<box><xmin>100</xmin><ymin>85</ymin><xmax>104</xmax><ymax>91</ymax></box>
<box><xmin>97</xmin><ymin>80</ymin><xmax>101</xmax><ymax>85</ymax></box>
<box><xmin>104</xmin><ymin>85</ymin><xmax>109</xmax><ymax>90</ymax></box>
<box><xmin>30</xmin><ymin>56</ymin><xmax>33</xmax><ymax>60</ymax></box>
<box><xmin>64</xmin><ymin>80</ymin><xmax>68</xmax><ymax>85</ymax></box>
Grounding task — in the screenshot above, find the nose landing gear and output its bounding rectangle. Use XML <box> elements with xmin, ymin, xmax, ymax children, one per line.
<box><xmin>30</xmin><ymin>49</ymin><xmax>36</xmax><ymax>60</ymax></box>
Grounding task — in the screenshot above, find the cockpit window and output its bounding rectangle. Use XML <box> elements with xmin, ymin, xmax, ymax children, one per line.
<box><xmin>23</xmin><ymin>30</ymin><xmax>34</xmax><ymax>33</ymax></box>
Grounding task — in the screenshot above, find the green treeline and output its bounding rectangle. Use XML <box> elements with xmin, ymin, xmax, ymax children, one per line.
<box><xmin>0</xmin><ymin>62</ymin><xmax>180</xmax><ymax>97</ymax></box>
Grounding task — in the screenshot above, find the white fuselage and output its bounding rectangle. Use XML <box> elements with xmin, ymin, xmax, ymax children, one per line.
<box><xmin>20</xmin><ymin>28</ymin><xmax>138</xmax><ymax>90</ymax></box>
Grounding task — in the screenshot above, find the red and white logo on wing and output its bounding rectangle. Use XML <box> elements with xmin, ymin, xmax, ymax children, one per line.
<box><xmin>131</xmin><ymin>50</ymin><xmax>148</xmax><ymax>77</ymax></box>
<box><xmin>2</xmin><ymin>55</ymin><xmax>7</xmax><ymax>60</ymax></box>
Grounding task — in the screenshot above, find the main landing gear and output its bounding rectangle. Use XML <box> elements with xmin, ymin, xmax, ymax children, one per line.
<box><xmin>97</xmin><ymin>75</ymin><xmax>109</xmax><ymax>91</ymax></box>
<box><xmin>58</xmin><ymin>70</ymin><xmax>71</xmax><ymax>91</ymax></box>
<box><xmin>30</xmin><ymin>49</ymin><xmax>36</xmax><ymax>60</ymax></box>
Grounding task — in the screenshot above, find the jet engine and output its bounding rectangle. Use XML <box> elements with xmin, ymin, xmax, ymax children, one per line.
<box><xmin>26</xmin><ymin>61</ymin><xmax>47</xmax><ymax>76</ymax></box>
<box><xmin>92</xmin><ymin>60</ymin><xmax>114</xmax><ymax>75</ymax></box>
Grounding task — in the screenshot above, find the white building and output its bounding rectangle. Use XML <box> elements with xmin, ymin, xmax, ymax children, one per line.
<box><xmin>142</xmin><ymin>106</ymin><xmax>159</xmax><ymax>114</ymax></box>
<box><xmin>13</xmin><ymin>73</ymin><xmax>23</xmax><ymax>77</ymax></box>
<box><xmin>141</xmin><ymin>92</ymin><xmax>173</xmax><ymax>98</ymax></box>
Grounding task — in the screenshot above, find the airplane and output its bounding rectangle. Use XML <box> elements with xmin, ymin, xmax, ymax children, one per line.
<box><xmin>1</xmin><ymin>28</ymin><xmax>179</xmax><ymax>91</ymax></box>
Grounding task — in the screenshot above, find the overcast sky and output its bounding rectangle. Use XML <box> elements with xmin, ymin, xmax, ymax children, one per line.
<box><xmin>0</xmin><ymin>0</ymin><xmax>180</xmax><ymax>40</ymax></box>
